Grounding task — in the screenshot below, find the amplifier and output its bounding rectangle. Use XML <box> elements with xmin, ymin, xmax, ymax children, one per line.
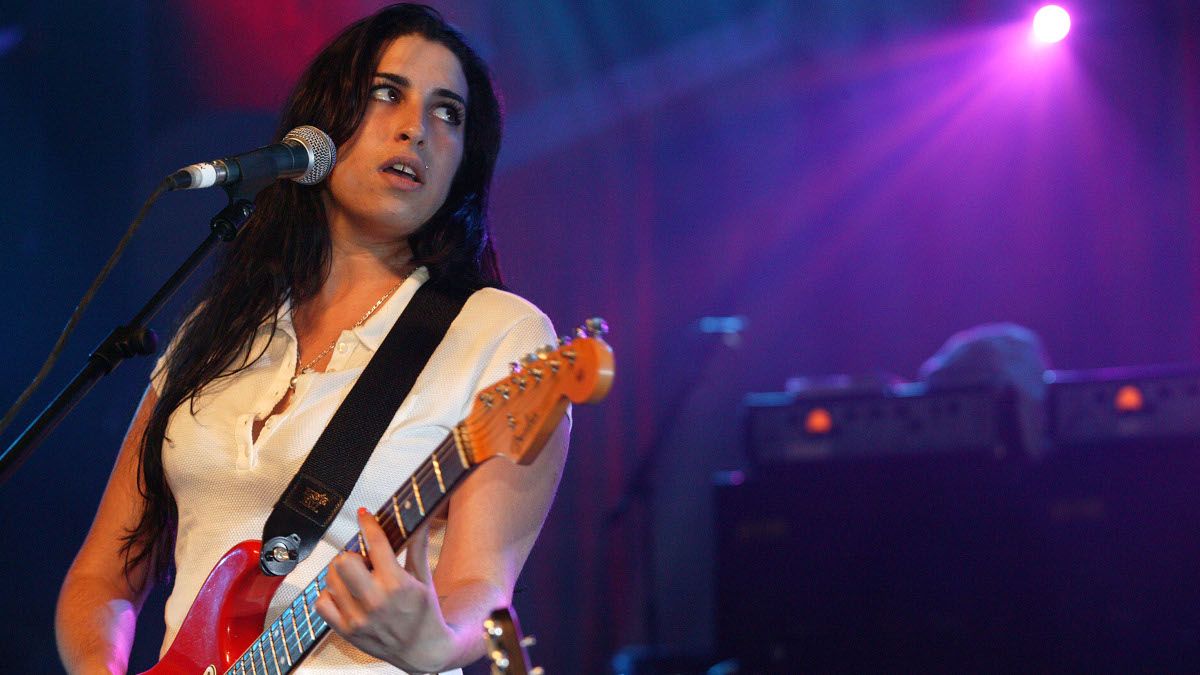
<box><xmin>715</xmin><ymin>441</ymin><xmax>1200</xmax><ymax>671</ymax></box>
<box><xmin>1048</xmin><ymin>364</ymin><xmax>1200</xmax><ymax>447</ymax></box>
<box><xmin>714</xmin><ymin>454</ymin><xmax>1038</xmax><ymax>672</ymax></box>
<box><xmin>743</xmin><ymin>383</ymin><xmax>1021</xmax><ymax>465</ymax></box>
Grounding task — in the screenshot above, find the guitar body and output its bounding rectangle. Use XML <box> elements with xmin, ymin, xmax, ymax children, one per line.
<box><xmin>141</xmin><ymin>541</ymin><xmax>283</xmax><ymax>675</ymax></box>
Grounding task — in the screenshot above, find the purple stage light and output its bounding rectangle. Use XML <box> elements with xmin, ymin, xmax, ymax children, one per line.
<box><xmin>1031</xmin><ymin>5</ymin><xmax>1071</xmax><ymax>44</ymax></box>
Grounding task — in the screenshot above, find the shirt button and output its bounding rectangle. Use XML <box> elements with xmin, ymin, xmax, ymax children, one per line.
<box><xmin>336</xmin><ymin>342</ymin><xmax>347</xmax><ymax>353</ymax></box>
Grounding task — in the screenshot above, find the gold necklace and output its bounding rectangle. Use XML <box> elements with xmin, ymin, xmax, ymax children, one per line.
<box><xmin>289</xmin><ymin>275</ymin><xmax>408</xmax><ymax>391</ymax></box>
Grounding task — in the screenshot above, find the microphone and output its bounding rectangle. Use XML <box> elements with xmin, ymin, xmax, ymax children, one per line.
<box><xmin>167</xmin><ymin>125</ymin><xmax>336</xmax><ymax>191</ymax></box>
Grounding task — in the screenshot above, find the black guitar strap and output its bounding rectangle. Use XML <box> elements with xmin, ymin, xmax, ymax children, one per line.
<box><xmin>259</xmin><ymin>276</ymin><xmax>472</xmax><ymax>575</ymax></box>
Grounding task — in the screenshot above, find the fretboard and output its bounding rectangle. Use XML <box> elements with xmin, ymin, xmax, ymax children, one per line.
<box><xmin>222</xmin><ymin>429</ymin><xmax>474</xmax><ymax>675</ymax></box>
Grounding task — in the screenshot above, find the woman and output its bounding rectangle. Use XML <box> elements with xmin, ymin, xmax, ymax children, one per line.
<box><xmin>55</xmin><ymin>4</ymin><xmax>570</xmax><ymax>673</ymax></box>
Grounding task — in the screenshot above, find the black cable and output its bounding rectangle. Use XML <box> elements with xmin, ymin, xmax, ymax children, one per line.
<box><xmin>0</xmin><ymin>177</ymin><xmax>173</xmax><ymax>439</ymax></box>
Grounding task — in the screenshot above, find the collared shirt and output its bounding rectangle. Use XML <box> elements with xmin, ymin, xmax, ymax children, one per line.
<box><xmin>155</xmin><ymin>268</ymin><xmax>559</xmax><ymax>673</ymax></box>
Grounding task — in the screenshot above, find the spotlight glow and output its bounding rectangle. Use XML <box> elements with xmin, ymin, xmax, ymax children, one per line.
<box><xmin>1031</xmin><ymin>5</ymin><xmax>1071</xmax><ymax>44</ymax></box>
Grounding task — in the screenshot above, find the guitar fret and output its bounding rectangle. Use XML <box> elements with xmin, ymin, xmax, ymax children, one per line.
<box><xmin>431</xmin><ymin>454</ymin><xmax>447</xmax><ymax>492</ymax></box>
<box><xmin>269</xmin><ymin>638</ymin><xmax>282</xmax><ymax>675</ymax></box>
<box><xmin>297</xmin><ymin>595</ymin><xmax>316</xmax><ymax>643</ymax></box>
<box><xmin>266</xmin><ymin>630</ymin><xmax>283</xmax><ymax>673</ymax></box>
<box><xmin>284</xmin><ymin>607</ymin><xmax>303</xmax><ymax>655</ymax></box>
<box><xmin>304</xmin><ymin>578</ymin><xmax>328</xmax><ymax>634</ymax></box>
<box><xmin>391</xmin><ymin>493</ymin><xmax>407</xmax><ymax>538</ymax></box>
<box><xmin>266</xmin><ymin>625</ymin><xmax>279</xmax><ymax>669</ymax></box>
<box><xmin>411</xmin><ymin>476</ymin><xmax>426</xmax><ymax>515</ymax></box>
<box><xmin>267</xmin><ymin>634</ymin><xmax>280</xmax><ymax>672</ymax></box>
<box><xmin>278</xmin><ymin>621</ymin><xmax>295</xmax><ymax>666</ymax></box>
<box><xmin>310</xmin><ymin>583</ymin><xmax>327</xmax><ymax>635</ymax></box>
<box><xmin>288</xmin><ymin>593</ymin><xmax>312</xmax><ymax>638</ymax></box>
<box><xmin>282</xmin><ymin>621</ymin><xmax>294</xmax><ymax>654</ymax></box>
<box><xmin>452</xmin><ymin>426</ymin><xmax>471</xmax><ymax>468</ymax></box>
<box><xmin>436</xmin><ymin>439</ymin><xmax>467</xmax><ymax>489</ymax></box>
<box><xmin>242</xmin><ymin>652</ymin><xmax>253</xmax><ymax>675</ymax></box>
<box><xmin>284</xmin><ymin>604</ymin><xmax>301</xmax><ymax>650</ymax></box>
<box><xmin>398</xmin><ymin>492</ymin><xmax>422</xmax><ymax>534</ymax></box>
<box><xmin>419</xmin><ymin>470</ymin><xmax>444</xmax><ymax>507</ymax></box>
<box><xmin>254</xmin><ymin>641</ymin><xmax>269</xmax><ymax>675</ymax></box>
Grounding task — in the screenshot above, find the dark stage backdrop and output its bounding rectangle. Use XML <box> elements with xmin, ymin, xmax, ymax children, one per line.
<box><xmin>1</xmin><ymin>1</ymin><xmax>1197</xmax><ymax>672</ymax></box>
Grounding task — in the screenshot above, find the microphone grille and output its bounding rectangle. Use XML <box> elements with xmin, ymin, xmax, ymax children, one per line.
<box><xmin>284</xmin><ymin>125</ymin><xmax>337</xmax><ymax>185</ymax></box>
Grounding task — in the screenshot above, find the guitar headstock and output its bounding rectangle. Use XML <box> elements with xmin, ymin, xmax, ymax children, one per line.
<box><xmin>484</xmin><ymin>606</ymin><xmax>542</xmax><ymax>675</ymax></box>
<box><xmin>465</xmin><ymin>318</ymin><xmax>614</xmax><ymax>466</ymax></box>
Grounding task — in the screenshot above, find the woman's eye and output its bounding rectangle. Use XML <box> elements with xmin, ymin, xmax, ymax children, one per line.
<box><xmin>432</xmin><ymin>103</ymin><xmax>464</xmax><ymax>126</ymax></box>
<box><xmin>369</xmin><ymin>85</ymin><xmax>399</xmax><ymax>102</ymax></box>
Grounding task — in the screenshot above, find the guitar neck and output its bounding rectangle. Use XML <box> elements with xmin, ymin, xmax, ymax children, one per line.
<box><xmin>222</xmin><ymin>429</ymin><xmax>476</xmax><ymax>675</ymax></box>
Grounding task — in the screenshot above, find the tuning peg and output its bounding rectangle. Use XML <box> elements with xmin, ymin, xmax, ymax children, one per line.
<box><xmin>520</xmin><ymin>635</ymin><xmax>538</xmax><ymax>648</ymax></box>
<box><xmin>558</xmin><ymin>334</ymin><xmax>573</xmax><ymax>346</ymax></box>
<box><xmin>535</xmin><ymin>345</ymin><xmax>554</xmax><ymax>359</ymax></box>
<box><xmin>530</xmin><ymin>668</ymin><xmax>545</xmax><ymax>675</ymax></box>
<box><xmin>522</xmin><ymin>352</ymin><xmax>539</xmax><ymax>364</ymax></box>
<box><xmin>509</xmin><ymin>361</ymin><xmax>521</xmax><ymax>374</ymax></box>
<box><xmin>584</xmin><ymin>317</ymin><xmax>609</xmax><ymax>337</ymax></box>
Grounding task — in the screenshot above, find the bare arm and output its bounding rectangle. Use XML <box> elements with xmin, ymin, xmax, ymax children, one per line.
<box><xmin>432</xmin><ymin>414</ymin><xmax>571</xmax><ymax>664</ymax></box>
<box><xmin>56</xmin><ymin>388</ymin><xmax>159</xmax><ymax>675</ymax></box>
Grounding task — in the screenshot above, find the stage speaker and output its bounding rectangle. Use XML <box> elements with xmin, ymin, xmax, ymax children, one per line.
<box><xmin>715</xmin><ymin>445</ymin><xmax>1200</xmax><ymax>671</ymax></box>
<box><xmin>1031</xmin><ymin>440</ymin><xmax>1200</xmax><ymax>670</ymax></box>
<box><xmin>714</xmin><ymin>453</ymin><xmax>1040</xmax><ymax>673</ymax></box>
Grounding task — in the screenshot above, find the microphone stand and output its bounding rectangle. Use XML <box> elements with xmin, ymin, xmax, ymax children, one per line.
<box><xmin>0</xmin><ymin>182</ymin><xmax>262</xmax><ymax>486</ymax></box>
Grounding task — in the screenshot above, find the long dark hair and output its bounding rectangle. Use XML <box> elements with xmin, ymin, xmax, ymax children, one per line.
<box><xmin>123</xmin><ymin>3</ymin><xmax>504</xmax><ymax>582</ymax></box>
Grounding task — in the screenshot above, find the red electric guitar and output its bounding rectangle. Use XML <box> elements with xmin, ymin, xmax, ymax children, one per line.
<box><xmin>141</xmin><ymin>320</ymin><xmax>614</xmax><ymax>675</ymax></box>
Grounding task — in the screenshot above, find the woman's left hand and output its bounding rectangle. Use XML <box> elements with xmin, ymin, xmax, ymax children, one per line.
<box><xmin>315</xmin><ymin>507</ymin><xmax>459</xmax><ymax>673</ymax></box>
